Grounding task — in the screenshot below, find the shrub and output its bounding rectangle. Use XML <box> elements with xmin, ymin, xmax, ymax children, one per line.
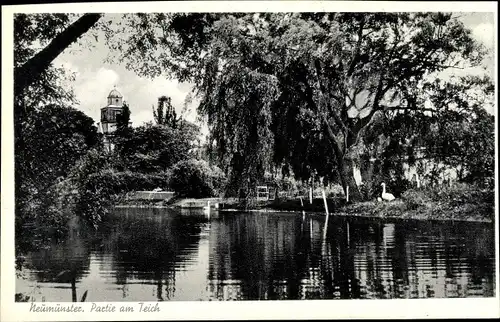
<box><xmin>359</xmin><ymin>182</ymin><xmax>379</xmax><ymax>201</ymax></box>
<box><xmin>71</xmin><ymin>160</ymin><xmax>171</xmax><ymax>227</ymax></box>
<box><xmin>271</xmin><ymin>176</ymin><xmax>301</xmax><ymax>198</ymax></box>
<box><xmin>209</xmin><ymin>166</ymin><xmax>226</xmax><ymax>196</ymax></box>
<box><xmin>426</xmin><ymin>182</ymin><xmax>493</xmax><ymax>206</ymax></box>
<box><xmin>400</xmin><ymin>183</ymin><xmax>493</xmax><ymax>215</ymax></box>
<box><xmin>125</xmin><ymin>153</ymin><xmax>163</xmax><ymax>173</ymax></box>
<box><xmin>170</xmin><ymin>159</ymin><xmax>226</xmax><ymax>198</ymax></box>
<box><xmin>75</xmin><ymin>171</ymin><xmax>128</xmax><ymax>226</ymax></box>
<box><xmin>112</xmin><ymin>171</ymin><xmax>171</xmax><ymax>192</ymax></box>
<box><xmin>326</xmin><ymin>184</ymin><xmax>344</xmax><ymax>199</ymax></box>
<box><xmin>401</xmin><ymin>189</ymin><xmax>430</xmax><ymax>210</ymax></box>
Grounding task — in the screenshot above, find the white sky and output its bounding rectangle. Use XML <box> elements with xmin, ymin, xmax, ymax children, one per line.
<box><xmin>53</xmin><ymin>12</ymin><xmax>495</xmax><ymax>131</ymax></box>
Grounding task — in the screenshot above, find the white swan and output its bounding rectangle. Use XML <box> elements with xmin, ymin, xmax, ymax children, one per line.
<box><xmin>203</xmin><ymin>201</ymin><xmax>211</xmax><ymax>213</ymax></box>
<box><xmin>381</xmin><ymin>183</ymin><xmax>395</xmax><ymax>201</ymax></box>
<box><xmin>203</xmin><ymin>201</ymin><xmax>211</xmax><ymax>220</ymax></box>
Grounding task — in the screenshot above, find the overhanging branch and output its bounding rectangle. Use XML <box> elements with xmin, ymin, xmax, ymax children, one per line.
<box><xmin>15</xmin><ymin>13</ymin><xmax>102</xmax><ymax>96</ymax></box>
<box><xmin>346</xmin><ymin>17</ymin><xmax>365</xmax><ymax>77</ymax></box>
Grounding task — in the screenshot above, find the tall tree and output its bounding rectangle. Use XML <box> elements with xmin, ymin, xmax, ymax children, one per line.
<box><xmin>107</xmin><ymin>13</ymin><xmax>485</xmax><ymax>201</ymax></box>
<box><xmin>153</xmin><ymin>95</ymin><xmax>180</xmax><ymax>128</ymax></box>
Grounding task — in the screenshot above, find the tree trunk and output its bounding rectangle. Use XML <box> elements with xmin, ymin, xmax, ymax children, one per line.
<box><xmin>320</xmin><ymin>114</ymin><xmax>362</xmax><ymax>202</ymax></box>
<box><xmin>361</xmin><ymin>159</ymin><xmax>374</xmax><ymax>183</ymax></box>
<box><xmin>338</xmin><ymin>158</ymin><xmax>362</xmax><ymax>202</ymax></box>
<box><xmin>360</xmin><ymin>158</ymin><xmax>376</xmax><ymax>198</ymax></box>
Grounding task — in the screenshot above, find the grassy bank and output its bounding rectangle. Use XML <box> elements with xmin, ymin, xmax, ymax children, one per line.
<box><xmin>335</xmin><ymin>199</ymin><xmax>493</xmax><ymax>223</ymax></box>
<box><xmin>116</xmin><ymin>196</ymin><xmax>493</xmax><ymax>223</ymax></box>
<box><xmin>263</xmin><ymin>184</ymin><xmax>494</xmax><ymax>223</ymax></box>
<box><xmin>115</xmin><ymin>184</ymin><xmax>494</xmax><ymax>223</ymax></box>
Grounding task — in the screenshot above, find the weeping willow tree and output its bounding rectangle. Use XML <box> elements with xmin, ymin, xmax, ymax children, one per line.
<box><xmin>106</xmin><ymin>12</ymin><xmax>486</xmax><ymax>202</ymax></box>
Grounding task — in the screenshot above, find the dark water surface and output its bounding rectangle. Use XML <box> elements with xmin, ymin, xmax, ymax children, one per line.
<box><xmin>16</xmin><ymin>207</ymin><xmax>496</xmax><ymax>301</ymax></box>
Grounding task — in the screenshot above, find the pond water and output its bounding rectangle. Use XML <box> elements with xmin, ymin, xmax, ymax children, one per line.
<box><xmin>16</xmin><ymin>207</ymin><xmax>496</xmax><ymax>301</ymax></box>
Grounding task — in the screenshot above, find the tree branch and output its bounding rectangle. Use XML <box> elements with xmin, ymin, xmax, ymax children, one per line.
<box><xmin>304</xmin><ymin>62</ymin><xmax>346</xmax><ymax>160</ymax></box>
<box><xmin>346</xmin><ymin>18</ymin><xmax>365</xmax><ymax>76</ymax></box>
<box><xmin>352</xmin><ymin>72</ymin><xmax>386</xmax><ymax>135</ymax></box>
<box><xmin>319</xmin><ymin>63</ymin><xmax>355</xmax><ymax>156</ymax></box>
<box><xmin>382</xmin><ymin>106</ymin><xmax>436</xmax><ymax>113</ymax></box>
<box><xmin>312</xmin><ymin>59</ymin><xmax>349</xmax><ymax>139</ymax></box>
<box><xmin>15</xmin><ymin>13</ymin><xmax>102</xmax><ymax>96</ymax></box>
<box><xmin>321</xmin><ymin>113</ymin><xmax>345</xmax><ymax>161</ymax></box>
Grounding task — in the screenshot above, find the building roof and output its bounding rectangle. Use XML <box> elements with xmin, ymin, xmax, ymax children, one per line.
<box><xmin>108</xmin><ymin>88</ymin><xmax>123</xmax><ymax>98</ymax></box>
<box><xmin>101</xmin><ymin>105</ymin><xmax>123</xmax><ymax>110</ymax></box>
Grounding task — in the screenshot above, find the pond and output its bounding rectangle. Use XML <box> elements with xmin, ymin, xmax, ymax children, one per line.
<box><xmin>16</xmin><ymin>207</ymin><xmax>496</xmax><ymax>301</ymax></box>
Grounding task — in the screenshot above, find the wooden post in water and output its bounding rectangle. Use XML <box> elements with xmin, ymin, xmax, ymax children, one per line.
<box><xmin>346</xmin><ymin>221</ymin><xmax>350</xmax><ymax>245</ymax></box>
<box><xmin>346</xmin><ymin>186</ymin><xmax>349</xmax><ymax>203</ymax></box>
<box><xmin>309</xmin><ymin>175</ymin><xmax>314</xmax><ymax>204</ymax></box>
<box><xmin>309</xmin><ymin>218</ymin><xmax>313</xmax><ymax>245</ymax></box>
<box><xmin>322</xmin><ymin>189</ymin><xmax>329</xmax><ymax>216</ymax></box>
<box><xmin>322</xmin><ymin>189</ymin><xmax>330</xmax><ymax>240</ymax></box>
<box><xmin>300</xmin><ymin>196</ymin><xmax>306</xmax><ymax>220</ymax></box>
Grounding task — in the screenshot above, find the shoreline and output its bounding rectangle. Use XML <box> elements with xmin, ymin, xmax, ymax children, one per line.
<box><xmin>114</xmin><ymin>199</ymin><xmax>494</xmax><ymax>224</ymax></box>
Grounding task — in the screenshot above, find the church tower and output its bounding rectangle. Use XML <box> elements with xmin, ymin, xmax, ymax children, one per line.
<box><xmin>97</xmin><ymin>87</ymin><xmax>130</xmax><ymax>151</ymax></box>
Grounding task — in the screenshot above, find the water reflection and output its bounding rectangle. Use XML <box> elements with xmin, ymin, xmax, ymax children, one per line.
<box><xmin>16</xmin><ymin>208</ymin><xmax>495</xmax><ymax>301</ymax></box>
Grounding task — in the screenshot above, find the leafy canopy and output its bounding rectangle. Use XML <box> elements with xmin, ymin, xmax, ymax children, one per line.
<box><xmin>106</xmin><ymin>13</ymin><xmax>487</xmax><ymax>198</ymax></box>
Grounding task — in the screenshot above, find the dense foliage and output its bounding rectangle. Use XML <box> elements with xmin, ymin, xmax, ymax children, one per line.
<box><xmin>107</xmin><ymin>12</ymin><xmax>487</xmax><ymax>201</ymax></box>
<box><xmin>115</xmin><ymin>121</ymin><xmax>200</xmax><ymax>172</ymax></box>
<box><xmin>170</xmin><ymin>159</ymin><xmax>226</xmax><ymax>198</ymax></box>
<box><xmin>14</xmin><ymin>13</ymin><xmax>103</xmax><ymax>252</ymax></box>
<box><xmin>15</xmin><ymin>105</ymin><xmax>101</xmax><ymax>251</ymax></box>
<box><xmin>357</xmin><ymin>74</ymin><xmax>494</xmax><ymax>196</ymax></box>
